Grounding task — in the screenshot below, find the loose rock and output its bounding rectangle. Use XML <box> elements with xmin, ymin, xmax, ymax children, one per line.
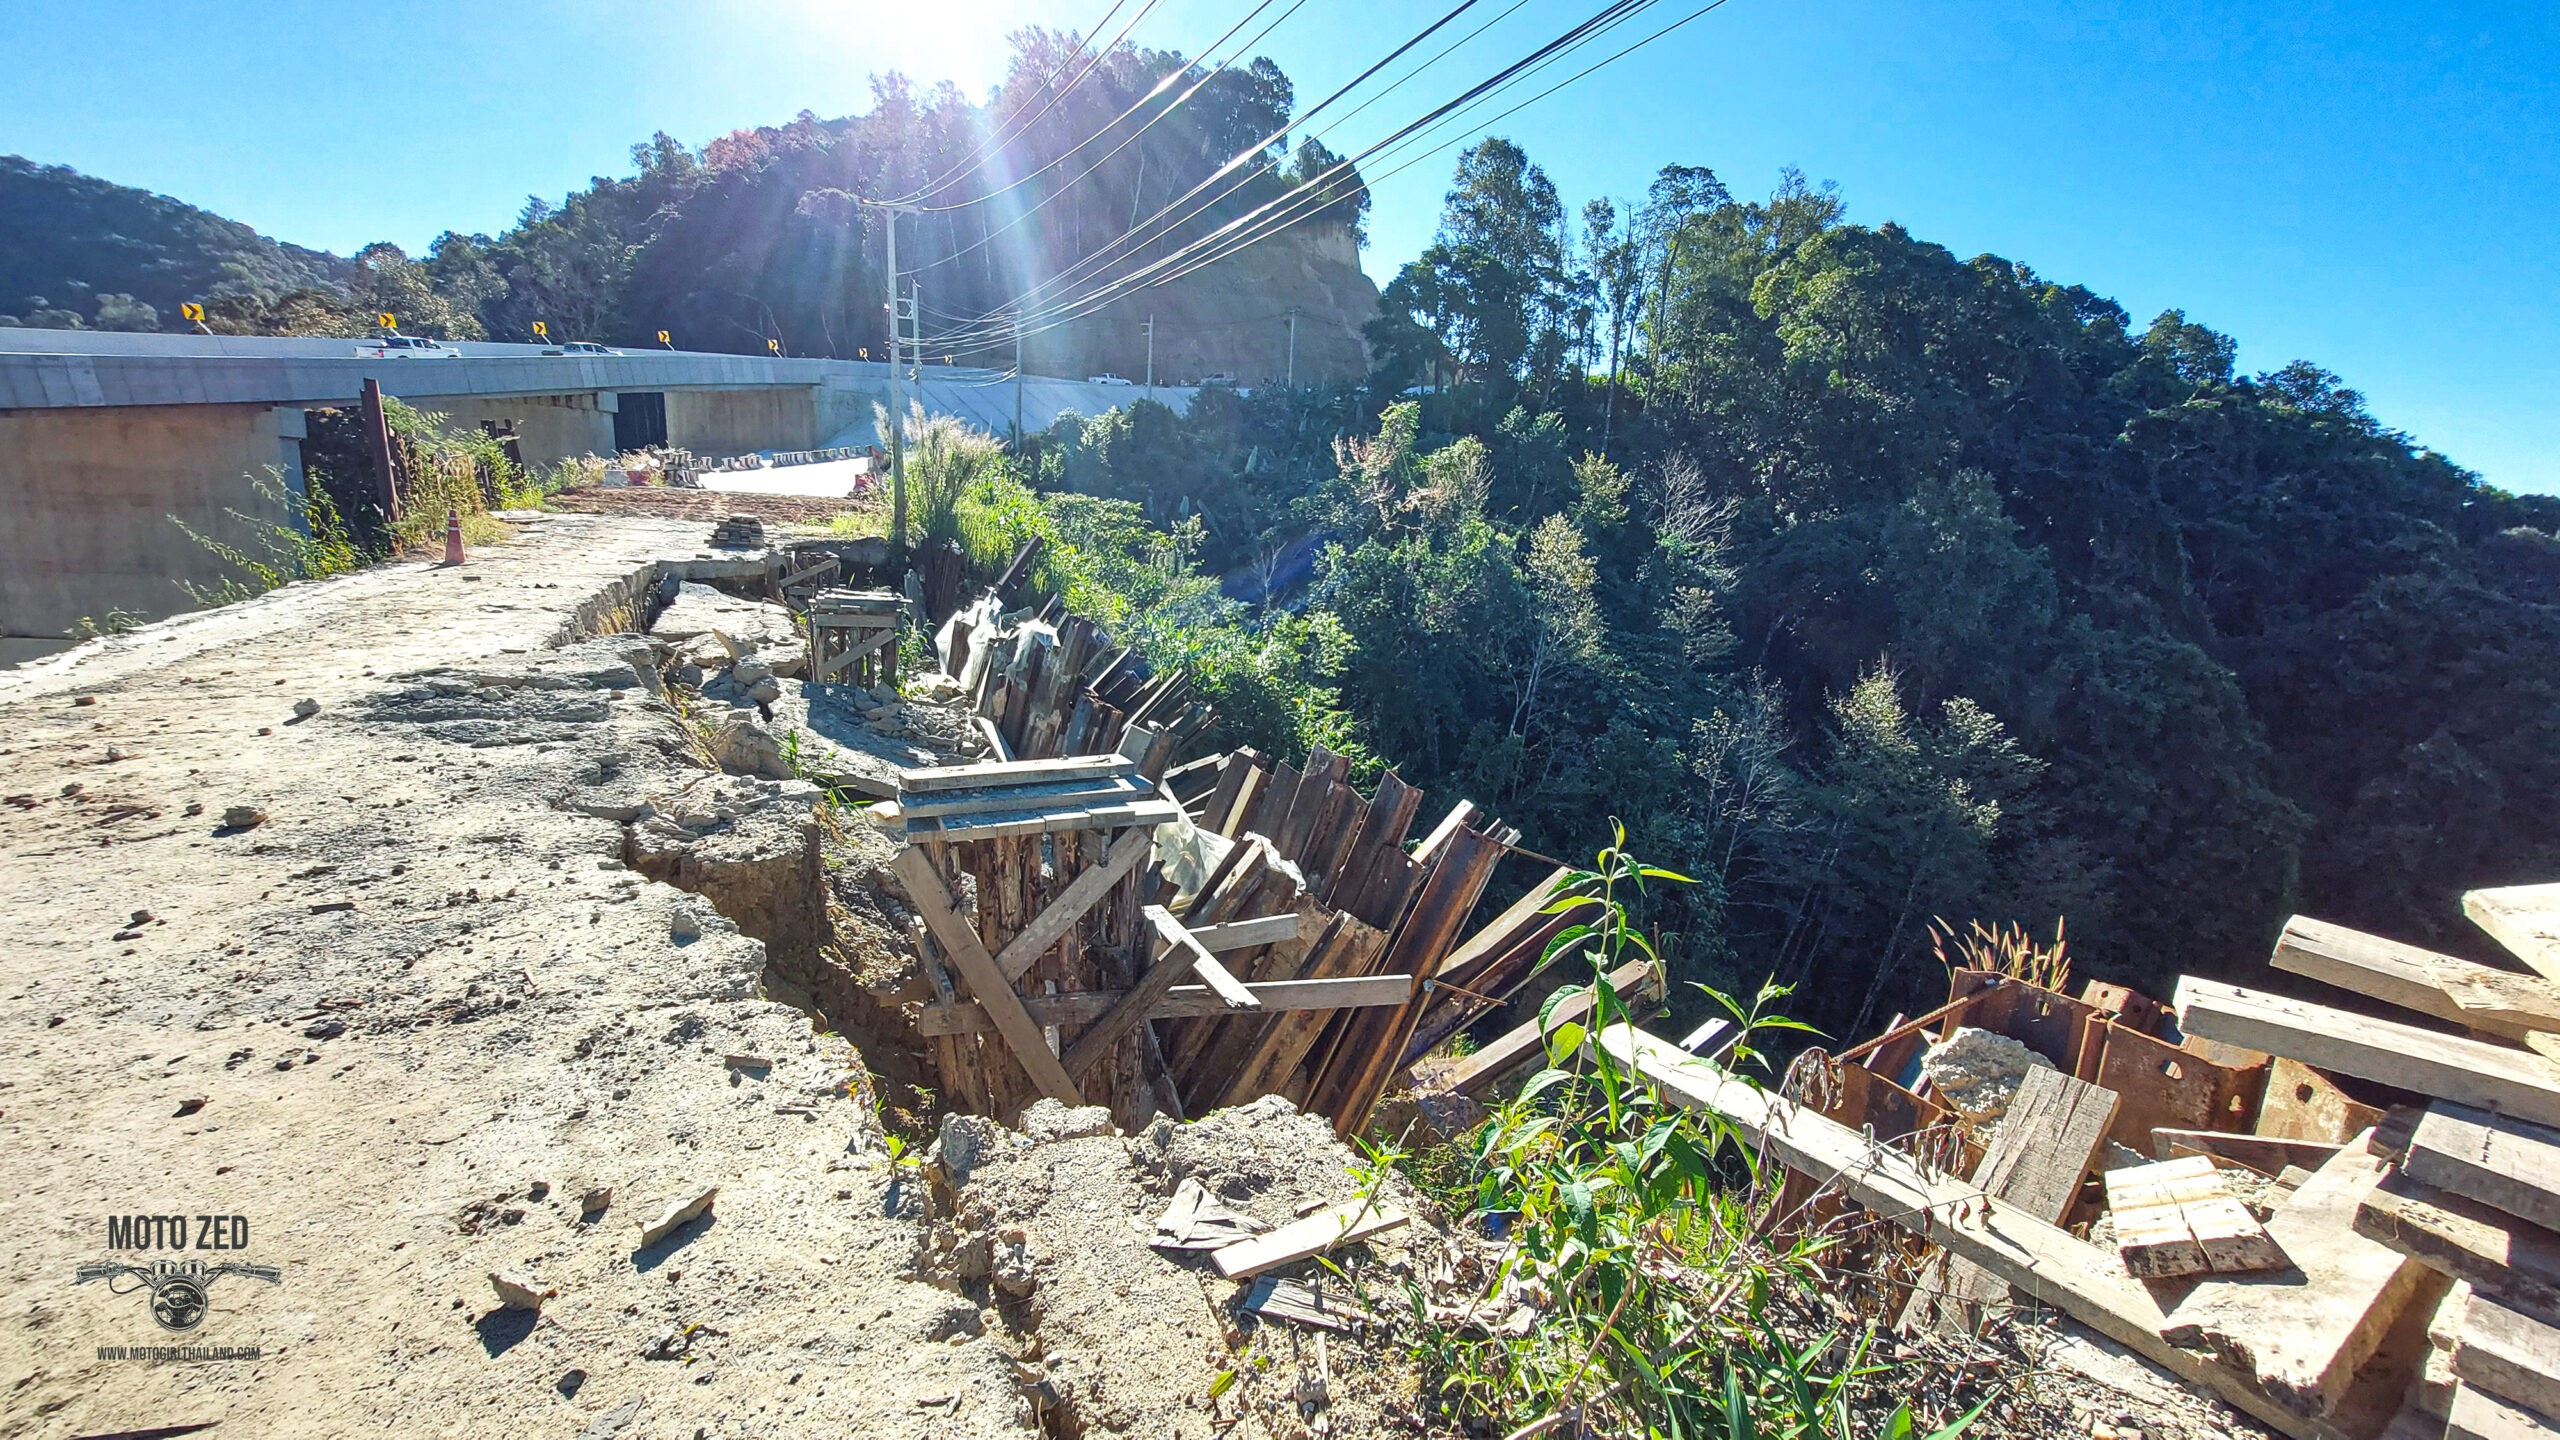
<box><xmin>636</xmin><ymin>1185</ymin><xmax>718</xmax><ymax>1246</ymax></box>
<box><xmin>488</xmin><ymin>1270</ymin><xmax>554</xmax><ymax>1311</ymax></box>
<box><xmin>220</xmin><ymin>804</ymin><xmax>267</xmax><ymax>830</ymax></box>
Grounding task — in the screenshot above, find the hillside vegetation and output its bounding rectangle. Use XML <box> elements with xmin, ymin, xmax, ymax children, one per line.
<box><xmin>929</xmin><ymin>146</ymin><xmax>2560</xmax><ymax>1041</ymax></box>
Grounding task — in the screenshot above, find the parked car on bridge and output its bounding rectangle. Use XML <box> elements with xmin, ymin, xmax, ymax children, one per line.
<box><xmin>1196</xmin><ymin>372</ymin><xmax>1238</xmax><ymax>387</ymax></box>
<box><xmin>1086</xmin><ymin>373</ymin><xmax>1133</xmax><ymax>386</ymax></box>
<box><xmin>542</xmin><ymin>341</ymin><xmax>619</xmax><ymax>356</ymax></box>
<box><xmin>354</xmin><ymin>332</ymin><xmax>460</xmax><ymax>358</ymax></box>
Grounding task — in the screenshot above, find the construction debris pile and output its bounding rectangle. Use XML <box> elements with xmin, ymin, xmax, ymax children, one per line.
<box><xmin>1637</xmin><ymin>883</ymin><xmax>2560</xmax><ymax>1440</ymax></box>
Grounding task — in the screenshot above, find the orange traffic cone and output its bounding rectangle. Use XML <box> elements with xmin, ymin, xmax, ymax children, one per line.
<box><xmin>443</xmin><ymin>507</ymin><xmax>465</xmax><ymax>566</ymax></box>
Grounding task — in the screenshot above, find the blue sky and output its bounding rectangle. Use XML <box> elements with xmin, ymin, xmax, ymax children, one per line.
<box><xmin>4</xmin><ymin>0</ymin><xmax>2553</xmax><ymax>490</ymax></box>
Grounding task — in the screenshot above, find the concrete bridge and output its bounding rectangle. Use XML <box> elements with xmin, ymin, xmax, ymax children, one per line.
<box><xmin>0</xmin><ymin>330</ymin><xmax>1189</xmax><ymax>657</ymax></box>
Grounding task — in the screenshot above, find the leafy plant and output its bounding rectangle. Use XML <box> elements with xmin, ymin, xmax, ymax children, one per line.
<box><xmin>1398</xmin><ymin>828</ymin><xmax>1970</xmax><ymax>1440</ymax></box>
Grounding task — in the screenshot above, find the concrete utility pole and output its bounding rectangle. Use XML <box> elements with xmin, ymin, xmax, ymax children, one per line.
<box><xmin>1285</xmin><ymin>307</ymin><xmax>1299</xmax><ymax>387</ymax></box>
<box><xmin>1142</xmin><ymin>315</ymin><xmax>1155</xmax><ymax>391</ymax></box>
<box><xmin>860</xmin><ymin>197</ymin><xmax>923</xmax><ymax>558</ymax></box>
<box><xmin>1013</xmin><ymin>327</ymin><xmax>1025</xmax><ymax>452</ymax></box>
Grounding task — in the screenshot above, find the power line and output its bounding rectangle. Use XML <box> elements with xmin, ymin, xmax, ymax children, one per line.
<box><xmin>897</xmin><ymin>0</ymin><xmax>1162</xmax><ymax>204</ymax></box>
<box><xmin>933</xmin><ymin>0</ymin><xmax>1679</xmax><ymax>351</ymax></box>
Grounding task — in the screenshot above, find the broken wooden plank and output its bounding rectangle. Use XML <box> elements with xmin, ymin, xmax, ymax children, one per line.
<box><xmin>2156</xmin><ymin>1128</ymin><xmax>2346</xmax><ymax>1177</ymax></box>
<box><xmin>2468</xmin><ymin>885</ymin><xmax>2560</xmax><ymax>984</ymax></box>
<box><xmin>2406</xmin><ymin>1103</ymin><xmax>2560</xmax><ymax>1236</ymax></box>
<box><xmin>991</xmin><ymin>825</ymin><xmax>1157</xmax><ymax>984</ymax></box>
<box><xmin>2175</xmin><ymin>978</ymin><xmax>2560</xmax><ymax>1130</ymax></box>
<box><xmin>2154</xmin><ymin>1133</ymin><xmax>2439</xmax><ymax>1418</ymax></box>
<box><xmin>1147</xmin><ymin>905</ymin><xmax>1259</xmax><ymax>1011</ymax></box>
<box><xmin>2455</xmin><ymin>1293</ymin><xmax>2560</xmax><ymax>1426</ymax></box>
<box><xmin>889</xmin><ymin>847</ymin><xmax>1083</xmax><ymax>1107</ymax></box>
<box><xmin>1240</xmin><ymin>1275</ymin><xmax>1378</xmax><ymax>1333</ymax></box>
<box><xmin>2108</xmin><ymin>1155</ymin><xmax>2288</xmax><ymax>1278</ymax></box>
<box><xmin>900</xmin><ymin>754</ymin><xmax>1140</xmax><ymax>794</ymax></box>
<box><xmin>2274</xmin><ymin>915</ymin><xmax>2560</xmax><ymax>1043</ymax></box>
<box><xmin>1211</xmin><ymin>1199</ymin><xmax>1408</xmax><ymax>1280</ymax></box>
<box><xmin>2358</xmin><ymin>1169</ymin><xmax>2560</xmax><ymax>1329</ymax></box>
<box><xmin>1588</xmin><ymin>1023</ymin><xmax>2323</xmax><ymax>1440</ymax></box>
<box><xmin>1909</xmin><ymin>1066</ymin><xmax>2119</xmax><ymax>1330</ymax></box>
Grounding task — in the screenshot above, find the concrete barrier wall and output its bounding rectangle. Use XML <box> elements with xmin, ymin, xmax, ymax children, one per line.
<box><xmin>417</xmin><ymin>394</ymin><xmax>619</xmax><ymax>470</ymax></box>
<box><xmin>667</xmin><ymin>387</ymin><xmax>819</xmax><ymax>459</ymax></box>
<box><xmin>0</xmin><ymin>403</ymin><xmax>305</xmax><ymax>640</ymax></box>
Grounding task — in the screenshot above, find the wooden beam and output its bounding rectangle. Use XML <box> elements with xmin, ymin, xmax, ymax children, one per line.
<box><xmin>1147</xmin><ymin>905</ymin><xmax>1258</xmax><ymax>1011</ymax></box>
<box><xmin>1210</xmin><ymin>1199</ymin><xmax>1408</xmax><ymax>1280</ymax></box>
<box><xmin>2274</xmin><ymin>915</ymin><xmax>2560</xmax><ymax>1042</ymax></box>
<box><xmin>897</xmin><ymin>776</ymin><xmax>1146</xmax><ymax>820</ymax></box>
<box><xmin>2356</xmin><ymin>1170</ymin><xmax>2560</xmax><ymax>1329</ymax></box>
<box><xmin>2456</xmin><ymin>1293</ymin><xmax>2560</xmax><ymax>1426</ymax></box>
<box><xmin>1060</xmin><ymin>913</ymin><xmax>1210</xmax><ymax>1081</ymax></box>
<box><xmin>2174</xmin><ymin>978</ymin><xmax>2560</xmax><ymax>1130</ymax></box>
<box><xmin>901</xmin><ymin>754</ymin><xmax>1140</xmax><ymax>794</ymax></box>
<box><xmin>889</xmin><ymin>847</ymin><xmax>1084</xmax><ymax>1106</ymax></box>
<box><xmin>2155</xmin><ymin>1128</ymin><xmax>2345</xmax><ymax>1177</ymax></box>
<box><xmin>907</xmin><ymin>796</ymin><xmax>1182</xmax><ymax>843</ymax></box>
<box><xmin>2448</xmin><ymin>1380</ymin><xmax>2558</xmax><ymax>1440</ymax></box>
<box><xmin>973</xmin><ymin>715</ymin><xmax>1014</xmax><ymax>763</ymax></box>
<box><xmin>2406</xmin><ymin>1103</ymin><xmax>2560</xmax><ymax>1237</ymax></box>
<box><xmin>2468</xmin><ymin>885</ymin><xmax>2560</xmax><ymax>983</ymax></box>
<box><xmin>991</xmin><ymin>825</ymin><xmax>1157</xmax><ymax>983</ymax></box>
<box><xmin>1189</xmin><ymin>913</ymin><xmax>1300</xmax><ymax>953</ymax></box>
<box><xmin>1588</xmin><ymin>1022</ymin><xmax>2321</xmax><ymax>1440</ymax></box>
<box><xmin>920</xmin><ymin>974</ymin><xmax>1418</xmax><ymax>1039</ymax></box>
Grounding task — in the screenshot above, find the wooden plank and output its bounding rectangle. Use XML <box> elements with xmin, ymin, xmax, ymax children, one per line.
<box><xmin>2107</xmin><ymin>1155</ymin><xmax>2289</xmax><ymax>1278</ymax></box>
<box><xmin>888</xmin><ymin>847</ymin><xmax>1083</xmax><ymax>1107</ymax></box>
<box><xmin>2406</xmin><ymin>1103</ymin><xmax>2560</xmax><ymax>1236</ymax></box>
<box><xmin>920</xmin><ymin>974</ymin><xmax>1419</xmax><ymax>1039</ymax></box>
<box><xmin>2468</xmin><ymin>885</ymin><xmax>2560</xmax><ymax>983</ymax></box>
<box><xmin>991</xmin><ymin>825</ymin><xmax>1157</xmax><ymax>983</ymax></box>
<box><xmin>2448</xmin><ymin>1383</ymin><xmax>2560</xmax><ymax>1440</ymax></box>
<box><xmin>2156</xmin><ymin>1133</ymin><xmax>2438</xmax><ymax>1417</ymax></box>
<box><xmin>2175</xmin><ymin>978</ymin><xmax>2560</xmax><ymax>1130</ymax></box>
<box><xmin>2275</xmin><ymin>915</ymin><xmax>2560</xmax><ymax>1042</ymax></box>
<box><xmin>1210</xmin><ymin>1200</ymin><xmax>1408</xmax><ymax>1280</ymax></box>
<box><xmin>1437</xmin><ymin>959</ymin><xmax>1662</xmax><ymax>1098</ymax></box>
<box><xmin>1910</xmin><ymin>1066</ymin><xmax>2120</xmax><ymax>1330</ymax></box>
<box><xmin>910</xmin><ymin>797</ymin><xmax>1183</xmax><ymax>843</ymax></box>
<box><xmin>2156</xmin><ymin>1127</ymin><xmax>2345</xmax><ymax>1177</ymax></box>
<box><xmin>1148</xmin><ymin>906</ymin><xmax>1259</xmax><ymax>1011</ymax></box>
<box><xmin>2456</xmin><ymin>1293</ymin><xmax>2560</xmax><ymax>1425</ymax></box>
<box><xmin>2358</xmin><ymin>1169</ymin><xmax>2560</xmax><ymax>1329</ymax></box>
<box><xmin>901</xmin><ymin>754</ymin><xmax>1141</xmax><ymax>794</ymax></box>
<box><xmin>897</xmin><ymin>776</ymin><xmax>1149</xmax><ymax>820</ymax></box>
<box><xmin>1240</xmin><ymin>1275</ymin><xmax>1376</xmax><ymax>1332</ymax></box>
<box><xmin>1589</xmin><ymin>1023</ymin><xmax>2324</xmax><ymax>1440</ymax></box>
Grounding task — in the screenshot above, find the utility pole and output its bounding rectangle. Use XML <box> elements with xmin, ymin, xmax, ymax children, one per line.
<box><xmin>859</xmin><ymin>197</ymin><xmax>923</xmax><ymax>558</ymax></box>
<box><xmin>1285</xmin><ymin>307</ymin><xmax>1299</xmax><ymax>387</ymax></box>
<box><xmin>1142</xmin><ymin>314</ymin><xmax>1155</xmax><ymax>391</ymax></box>
<box><xmin>1013</xmin><ymin>327</ymin><xmax>1025</xmax><ymax>452</ymax></box>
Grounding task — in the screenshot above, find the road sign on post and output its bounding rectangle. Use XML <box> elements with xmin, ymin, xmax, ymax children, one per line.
<box><xmin>179</xmin><ymin>303</ymin><xmax>205</xmax><ymax>323</ymax></box>
<box><xmin>658</xmin><ymin>330</ymin><xmax>671</xmax><ymax>347</ymax></box>
<box><xmin>377</xmin><ymin>312</ymin><xmax>396</xmax><ymax>330</ymax></box>
<box><xmin>766</xmin><ymin>337</ymin><xmax>780</xmax><ymax>354</ymax></box>
<box><xmin>532</xmin><ymin>321</ymin><xmax>548</xmax><ymax>339</ymax></box>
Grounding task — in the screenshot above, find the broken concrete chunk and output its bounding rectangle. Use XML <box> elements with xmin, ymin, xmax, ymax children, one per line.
<box><xmin>488</xmin><ymin>1270</ymin><xmax>554</xmax><ymax>1311</ymax></box>
<box><xmin>636</xmin><ymin>1185</ymin><xmax>718</xmax><ymax>1246</ymax></box>
<box><xmin>1917</xmin><ymin>1026</ymin><xmax>2055</xmax><ymax>1124</ymax></box>
<box><xmin>669</xmin><ymin>909</ymin><xmax>701</xmax><ymax>943</ymax></box>
<box><xmin>1018</xmin><ymin>1098</ymin><xmax>1117</xmax><ymax>1144</ymax></box>
<box><xmin>711</xmin><ymin>719</ymin><xmax>791</xmax><ymax>780</ymax></box>
<box><xmin>220</xmin><ymin>804</ymin><xmax>266</xmax><ymax>830</ymax></box>
<box><xmin>925</xmin><ymin>1112</ymin><xmax>1004</xmax><ymax>1193</ymax></box>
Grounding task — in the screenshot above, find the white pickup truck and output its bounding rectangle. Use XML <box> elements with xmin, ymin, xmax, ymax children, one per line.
<box><xmin>542</xmin><ymin>341</ymin><xmax>619</xmax><ymax>357</ymax></box>
<box><xmin>353</xmin><ymin>333</ymin><xmax>460</xmax><ymax>358</ymax></box>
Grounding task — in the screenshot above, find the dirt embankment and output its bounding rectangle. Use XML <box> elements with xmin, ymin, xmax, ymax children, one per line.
<box><xmin>0</xmin><ymin>514</ymin><xmax>1424</xmax><ymax>1439</ymax></box>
